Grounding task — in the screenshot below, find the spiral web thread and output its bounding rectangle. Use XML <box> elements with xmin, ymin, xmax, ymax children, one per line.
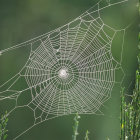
<box><xmin>0</xmin><ymin>0</ymin><xmax>128</xmax><ymax>139</ymax></box>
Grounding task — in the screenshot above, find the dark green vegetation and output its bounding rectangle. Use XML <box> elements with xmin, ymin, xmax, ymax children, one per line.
<box><xmin>0</xmin><ymin>112</ymin><xmax>8</xmax><ymax>140</ymax></box>
<box><xmin>120</xmin><ymin>74</ymin><xmax>140</xmax><ymax>139</ymax></box>
<box><xmin>120</xmin><ymin>34</ymin><xmax>140</xmax><ymax>140</ymax></box>
<box><xmin>120</xmin><ymin>12</ymin><xmax>140</xmax><ymax>140</ymax></box>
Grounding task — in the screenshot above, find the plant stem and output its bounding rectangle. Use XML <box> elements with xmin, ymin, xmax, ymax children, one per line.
<box><xmin>72</xmin><ymin>113</ymin><xmax>80</xmax><ymax>140</ymax></box>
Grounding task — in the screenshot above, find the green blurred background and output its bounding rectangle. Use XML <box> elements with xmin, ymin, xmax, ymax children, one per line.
<box><xmin>0</xmin><ymin>0</ymin><xmax>139</xmax><ymax>140</ymax></box>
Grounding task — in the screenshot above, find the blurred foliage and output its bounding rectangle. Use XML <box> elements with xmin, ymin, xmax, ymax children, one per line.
<box><xmin>120</xmin><ymin>56</ymin><xmax>140</xmax><ymax>139</ymax></box>
<box><xmin>0</xmin><ymin>112</ymin><xmax>8</xmax><ymax>140</ymax></box>
<box><xmin>121</xmin><ymin>2</ymin><xmax>140</xmax><ymax>138</ymax></box>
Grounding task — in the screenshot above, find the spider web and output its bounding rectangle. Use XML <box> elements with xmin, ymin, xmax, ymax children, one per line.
<box><xmin>0</xmin><ymin>0</ymin><xmax>129</xmax><ymax>139</ymax></box>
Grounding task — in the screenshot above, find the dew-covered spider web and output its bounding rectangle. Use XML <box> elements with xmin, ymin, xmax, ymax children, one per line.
<box><xmin>0</xmin><ymin>0</ymin><xmax>131</xmax><ymax>139</ymax></box>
